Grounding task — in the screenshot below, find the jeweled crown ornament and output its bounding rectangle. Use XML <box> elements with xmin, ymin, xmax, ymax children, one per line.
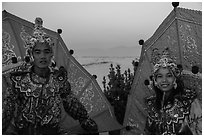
<box><xmin>153</xmin><ymin>48</ymin><xmax>180</xmax><ymax>77</ymax></box>
<box><xmin>29</xmin><ymin>17</ymin><xmax>52</xmax><ymax>48</ymax></box>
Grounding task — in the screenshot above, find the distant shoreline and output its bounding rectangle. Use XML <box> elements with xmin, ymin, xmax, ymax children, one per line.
<box><xmin>75</xmin><ymin>56</ymin><xmax>137</xmax><ymax>88</ymax></box>
<box><xmin>82</xmin><ymin>61</ymin><xmax>111</xmax><ymax>67</ymax></box>
<box><xmin>76</xmin><ymin>56</ymin><xmax>139</xmax><ymax>67</ymax></box>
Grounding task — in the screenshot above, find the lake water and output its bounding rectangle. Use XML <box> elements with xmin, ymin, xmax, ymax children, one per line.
<box><xmin>75</xmin><ymin>56</ymin><xmax>138</xmax><ymax>90</ymax></box>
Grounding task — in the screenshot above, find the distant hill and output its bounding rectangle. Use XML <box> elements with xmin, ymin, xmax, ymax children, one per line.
<box><xmin>73</xmin><ymin>46</ymin><xmax>142</xmax><ymax>57</ymax></box>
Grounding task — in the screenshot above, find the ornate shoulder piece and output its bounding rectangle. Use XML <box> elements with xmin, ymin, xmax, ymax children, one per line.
<box><xmin>53</xmin><ymin>66</ymin><xmax>68</xmax><ymax>84</ymax></box>
<box><xmin>3</xmin><ymin>62</ymin><xmax>30</xmax><ymax>78</ymax></box>
<box><xmin>182</xmin><ymin>89</ymin><xmax>197</xmax><ymax>103</ymax></box>
<box><xmin>10</xmin><ymin>63</ymin><xmax>30</xmax><ymax>76</ymax></box>
<box><xmin>3</xmin><ymin>62</ymin><xmax>23</xmax><ymax>74</ymax></box>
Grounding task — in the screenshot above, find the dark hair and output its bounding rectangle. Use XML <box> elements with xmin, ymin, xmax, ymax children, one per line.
<box><xmin>153</xmin><ymin>77</ymin><xmax>184</xmax><ymax>111</ymax></box>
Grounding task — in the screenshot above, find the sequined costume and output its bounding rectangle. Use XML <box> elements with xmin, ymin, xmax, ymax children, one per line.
<box><xmin>2</xmin><ymin>64</ymin><xmax>98</xmax><ymax>134</ymax></box>
<box><xmin>144</xmin><ymin>89</ymin><xmax>202</xmax><ymax>135</ymax></box>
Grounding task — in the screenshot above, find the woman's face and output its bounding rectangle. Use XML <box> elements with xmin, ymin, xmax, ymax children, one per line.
<box><xmin>32</xmin><ymin>42</ymin><xmax>53</xmax><ymax>68</ymax></box>
<box><xmin>155</xmin><ymin>67</ymin><xmax>176</xmax><ymax>92</ymax></box>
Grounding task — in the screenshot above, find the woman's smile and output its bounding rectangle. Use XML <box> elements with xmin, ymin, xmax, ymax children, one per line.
<box><xmin>155</xmin><ymin>67</ymin><xmax>176</xmax><ymax>92</ymax></box>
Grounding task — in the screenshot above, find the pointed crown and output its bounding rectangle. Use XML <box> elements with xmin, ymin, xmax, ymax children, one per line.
<box><xmin>28</xmin><ymin>17</ymin><xmax>53</xmax><ymax>48</ymax></box>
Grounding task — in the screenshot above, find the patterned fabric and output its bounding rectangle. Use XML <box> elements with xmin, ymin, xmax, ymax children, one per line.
<box><xmin>2</xmin><ymin>64</ymin><xmax>98</xmax><ymax>135</ymax></box>
<box><xmin>144</xmin><ymin>89</ymin><xmax>201</xmax><ymax>135</ymax></box>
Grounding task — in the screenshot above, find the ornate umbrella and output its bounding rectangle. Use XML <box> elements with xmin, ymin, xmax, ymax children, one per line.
<box><xmin>2</xmin><ymin>10</ymin><xmax>122</xmax><ymax>134</ymax></box>
<box><xmin>122</xmin><ymin>3</ymin><xmax>202</xmax><ymax>134</ymax></box>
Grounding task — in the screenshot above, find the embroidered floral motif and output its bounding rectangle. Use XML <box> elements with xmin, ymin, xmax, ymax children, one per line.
<box><xmin>2</xmin><ymin>30</ymin><xmax>21</xmax><ymax>66</ymax></box>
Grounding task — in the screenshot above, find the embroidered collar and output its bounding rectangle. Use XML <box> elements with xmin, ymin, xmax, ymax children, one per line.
<box><xmin>29</xmin><ymin>65</ymin><xmax>55</xmax><ymax>84</ymax></box>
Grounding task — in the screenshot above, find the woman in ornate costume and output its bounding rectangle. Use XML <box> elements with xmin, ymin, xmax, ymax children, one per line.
<box><xmin>2</xmin><ymin>18</ymin><xmax>98</xmax><ymax>135</ymax></box>
<box><xmin>144</xmin><ymin>51</ymin><xmax>202</xmax><ymax>135</ymax></box>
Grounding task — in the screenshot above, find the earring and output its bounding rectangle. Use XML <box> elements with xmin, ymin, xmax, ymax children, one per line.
<box><xmin>153</xmin><ymin>79</ymin><xmax>158</xmax><ymax>87</ymax></box>
<box><xmin>173</xmin><ymin>80</ymin><xmax>177</xmax><ymax>89</ymax></box>
<box><xmin>50</xmin><ymin>56</ymin><xmax>56</xmax><ymax>68</ymax></box>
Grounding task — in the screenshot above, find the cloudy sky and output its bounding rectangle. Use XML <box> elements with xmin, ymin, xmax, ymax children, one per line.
<box><xmin>2</xmin><ymin>1</ymin><xmax>202</xmax><ymax>50</ymax></box>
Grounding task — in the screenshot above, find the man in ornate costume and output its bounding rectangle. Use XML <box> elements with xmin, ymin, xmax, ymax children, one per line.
<box><xmin>2</xmin><ymin>17</ymin><xmax>98</xmax><ymax>135</ymax></box>
<box><xmin>144</xmin><ymin>49</ymin><xmax>202</xmax><ymax>135</ymax></box>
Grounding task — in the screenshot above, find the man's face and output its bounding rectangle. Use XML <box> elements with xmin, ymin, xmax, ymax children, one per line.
<box><xmin>32</xmin><ymin>42</ymin><xmax>53</xmax><ymax>68</ymax></box>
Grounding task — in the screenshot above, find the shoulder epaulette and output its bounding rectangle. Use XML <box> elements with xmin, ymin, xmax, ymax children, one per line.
<box><xmin>53</xmin><ymin>66</ymin><xmax>68</xmax><ymax>84</ymax></box>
